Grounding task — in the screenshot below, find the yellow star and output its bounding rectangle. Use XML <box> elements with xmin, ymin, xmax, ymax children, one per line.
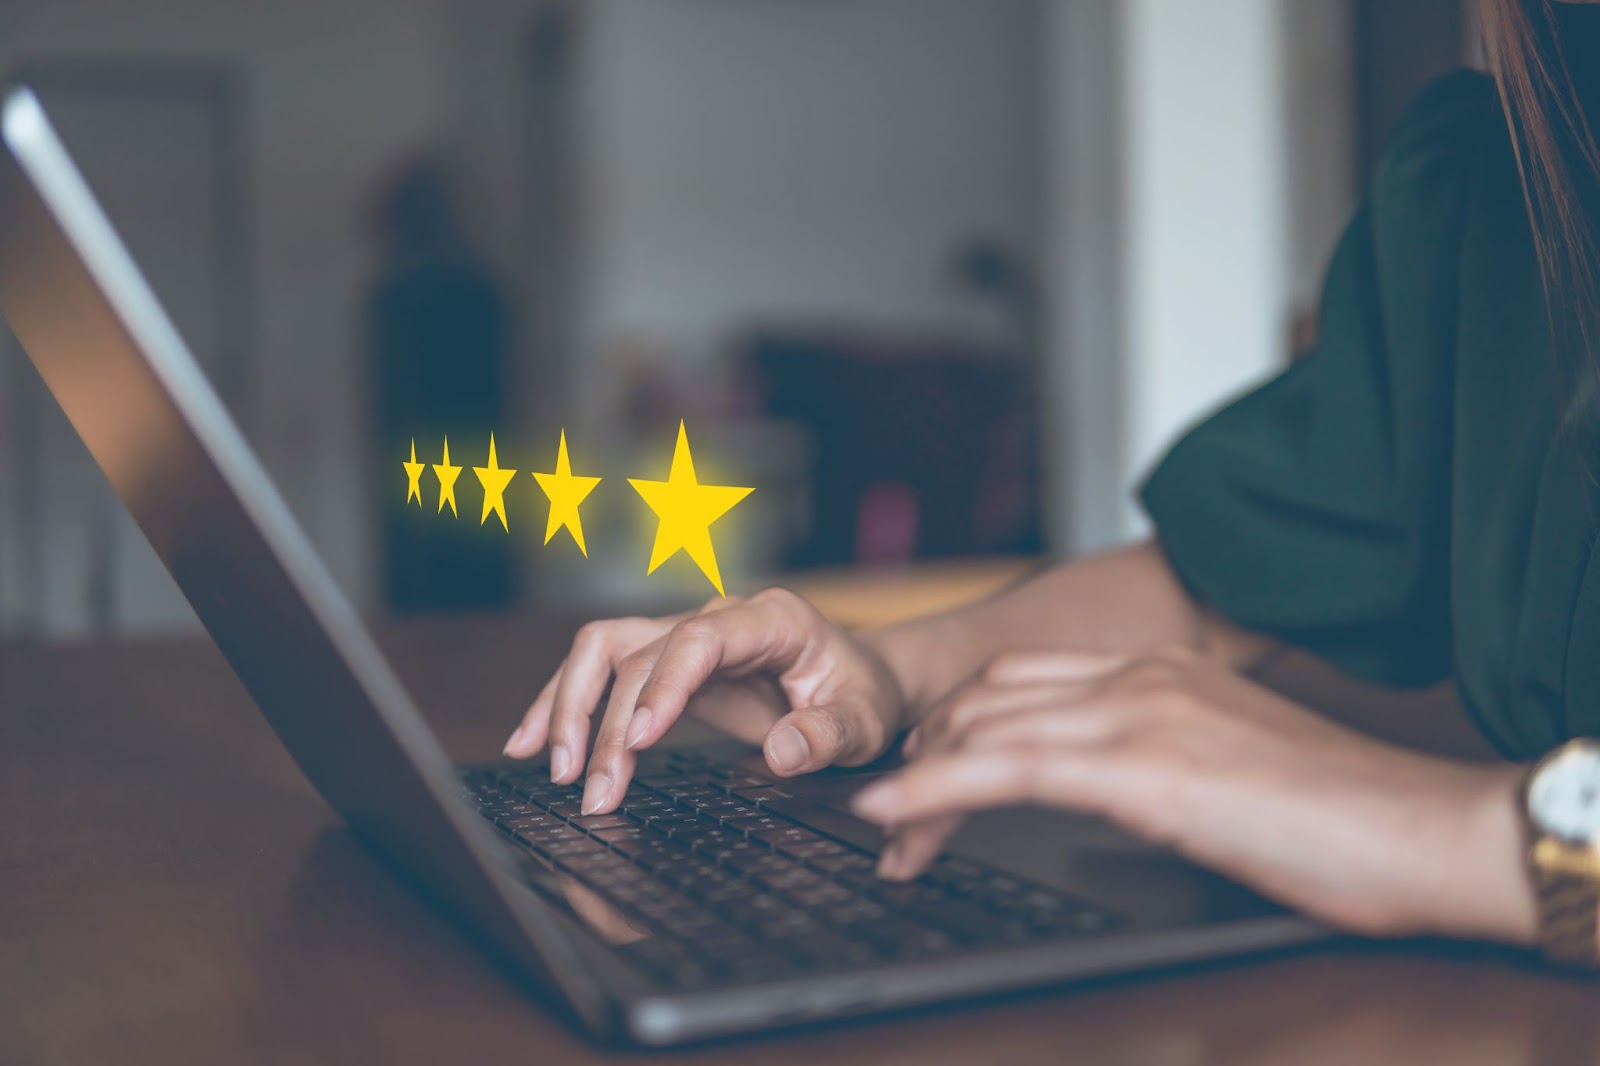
<box><xmin>473</xmin><ymin>433</ymin><xmax>518</xmax><ymax>532</ymax></box>
<box><xmin>628</xmin><ymin>421</ymin><xmax>753</xmax><ymax>596</ymax></box>
<box><xmin>531</xmin><ymin>430</ymin><xmax>602</xmax><ymax>556</ymax></box>
<box><xmin>433</xmin><ymin>436</ymin><xmax>462</xmax><ymax>517</ymax></box>
<box><xmin>403</xmin><ymin>439</ymin><xmax>425</xmax><ymax>506</ymax></box>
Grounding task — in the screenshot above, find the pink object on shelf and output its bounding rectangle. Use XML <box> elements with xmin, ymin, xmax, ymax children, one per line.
<box><xmin>855</xmin><ymin>483</ymin><xmax>919</xmax><ymax>564</ymax></box>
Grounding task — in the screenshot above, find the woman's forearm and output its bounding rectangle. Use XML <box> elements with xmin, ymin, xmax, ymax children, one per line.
<box><xmin>862</xmin><ymin>540</ymin><xmax>1278</xmax><ymax>717</ymax></box>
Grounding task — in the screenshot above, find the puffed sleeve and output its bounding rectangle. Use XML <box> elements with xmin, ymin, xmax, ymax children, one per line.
<box><xmin>1139</xmin><ymin>72</ymin><xmax>1496</xmax><ymax>686</ymax></box>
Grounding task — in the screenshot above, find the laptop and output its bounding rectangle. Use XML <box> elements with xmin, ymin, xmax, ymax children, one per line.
<box><xmin>0</xmin><ymin>85</ymin><xmax>1327</xmax><ymax>1046</ymax></box>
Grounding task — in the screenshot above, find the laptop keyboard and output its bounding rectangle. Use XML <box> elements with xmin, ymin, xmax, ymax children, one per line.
<box><xmin>462</xmin><ymin>752</ymin><xmax>1121</xmax><ymax>989</ymax></box>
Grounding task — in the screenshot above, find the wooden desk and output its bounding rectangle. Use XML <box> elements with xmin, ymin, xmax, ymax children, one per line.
<box><xmin>2</xmin><ymin>617</ymin><xmax>1594</xmax><ymax>1065</ymax></box>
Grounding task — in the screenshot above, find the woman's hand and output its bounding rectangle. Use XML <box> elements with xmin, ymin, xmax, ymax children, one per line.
<box><xmin>853</xmin><ymin>647</ymin><xmax>1537</xmax><ymax>944</ymax></box>
<box><xmin>503</xmin><ymin>588</ymin><xmax>908</xmax><ymax>817</ymax></box>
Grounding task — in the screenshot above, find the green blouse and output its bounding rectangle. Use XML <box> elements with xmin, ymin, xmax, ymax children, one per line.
<box><xmin>1142</xmin><ymin>71</ymin><xmax>1600</xmax><ymax>760</ymax></box>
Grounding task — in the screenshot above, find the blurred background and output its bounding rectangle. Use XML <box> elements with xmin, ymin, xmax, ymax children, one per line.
<box><xmin>0</xmin><ymin>0</ymin><xmax>1475</xmax><ymax>638</ymax></box>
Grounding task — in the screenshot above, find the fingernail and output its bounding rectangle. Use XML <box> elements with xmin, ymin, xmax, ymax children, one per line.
<box><xmin>851</xmin><ymin>782</ymin><xmax>898</xmax><ymax>821</ymax></box>
<box><xmin>877</xmin><ymin>842</ymin><xmax>909</xmax><ymax>880</ymax></box>
<box><xmin>581</xmin><ymin>773</ymin><xmax>612</xmax><ymax>816</ymax></box>
<box><xmin>624</xmin><ymin>707</ymin><xmax>655</xmax><ymax>750</ymax></box>
<box><xmin>503</xmin><ymin>726</ymin><xmax>526</xmax><ymax>757</ymax></box>
<box><xmin>901</xmin><ymin>727</ymin><xmax>920</xmax><ymax>757</ymax></box>
<box><xmin>551</xmin><ymin>746</ymin><xmax>573</xmax><ymax>783</ymax></box>
<box><xmin>766</xmin><ymin>725</ymin><xmax>810</xmax><ymax>773</ymax></box>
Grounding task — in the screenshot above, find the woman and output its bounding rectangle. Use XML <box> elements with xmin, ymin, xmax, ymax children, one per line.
<box><xmin>504</xmin><ymin>0</ymin><xmax>1600</xmax><ymax>963</ymax></box>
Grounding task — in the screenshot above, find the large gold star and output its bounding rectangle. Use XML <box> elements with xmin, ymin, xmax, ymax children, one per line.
<box><xmin>473</xmin><ymin>433</ymin><xmax>518</xmax><ymax>532</ymax></box>
<box><xmin>629</xmin><ymin>421</ymin><xmax>753</xmax><ymax>596</ymax></box>
<box><xmin>531</xmin><ymin>429</ymin><xmax>602</xmax><ymax>556</ymax></box>
<box><xmin>402</xmin><ymin>439</ymin><xmax>425</xmax><ymax>506</ymax></box>
<box><xmin>433</xmin><ymin>436</ymin><xmax>462</xmax><ymax>517</ymax></box>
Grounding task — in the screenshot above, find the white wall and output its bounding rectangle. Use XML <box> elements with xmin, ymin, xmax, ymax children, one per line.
<box><xmin>1041</xmin><ymin>0</ymin><xmax>1355</xmax><ymax>549</ymax></box>
<box><xmin>0</xmin><ymin>0</ymin><xmax>452</xmax><ymax>634</ymax></box>
<box><xmin>573</xmin><ymin>0</ymin><xmax>1041</xmax><ymax>374</ymax></box>
<box><xmin>1119</xmin><ymin>0</ymin><xmax>1291</xmax><ymax>534</ymax></box>
<box><xmin>1039</xmin><ymin>0</ymin><xmax>1126</xmax><ymax>555</ymax></box>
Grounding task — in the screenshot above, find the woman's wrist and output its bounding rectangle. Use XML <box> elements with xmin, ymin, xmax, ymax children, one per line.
<box><xmin>859</xmin><ymin>610</ymin><xmax>978</xmax><ymax>725</ymax></box>
<box><xmin>1403</xmin><ymin>761</ymin><xmax>1537</xmax><ymax>946</ymax></box>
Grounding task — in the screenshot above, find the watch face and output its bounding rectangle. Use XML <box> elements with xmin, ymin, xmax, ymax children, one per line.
<box><xmin>1529</xmin><ymin>744</ymin><xmax>1600</xmax><ymax>844</ymax></box>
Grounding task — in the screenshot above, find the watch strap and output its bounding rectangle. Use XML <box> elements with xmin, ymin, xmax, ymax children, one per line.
<box><xmin>1530</xmin><ymin>837</ymin><xmax>1600</xmax><ymax>967</ymax></box>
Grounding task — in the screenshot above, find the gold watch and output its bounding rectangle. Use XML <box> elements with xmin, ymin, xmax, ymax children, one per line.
<box><xmin>1522</xmin><ymin>738</ymin><xmax>1600</xmax><ymax>967</ymax></box>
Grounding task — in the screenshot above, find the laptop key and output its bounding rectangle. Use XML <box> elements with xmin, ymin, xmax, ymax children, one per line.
<box><xmin>754</xmin><ymin>825</ymin><xmax>821</xmax><ymax>847</ymax></box>
<box><xmin>571</xmin><ymin>812</ymin><xmax>634</xmax><ymax>831</ymax></box>
<box><xmin>832</xmin><ymin>867</ymin><xmax>886</xmax><ymax>893</ymax></box>
<box><xmin>700</xmin><ymin>802</ymin><xmax>762</xmax><ymax>821</ymax></box>
<box><xmin>754</xmin><ymin>867</ymin><xmax>827</xmax><ymax>896</ymax></box>
<box><xmin>659</xmin><ymin>781</ymin><xmax>720</xmax><ymax>796</ymax></box>
<box><xmin>731</xmin><ymin>786</ymin><xmax>795</xmax><ymax>806</ymax></box>
<box><xmin>1034</xmin><ymin>904</ymin><xmax>1118</xmax><ymax>936</ymax></box>
<box><xmin>592</xmin><ymin>825</ymin><xmax>647</xmax><ymax>848</ymax></box>
<box><xmin>682</xmin><ymin>826</ymin><xmax>737</xmax><ymax>847</ymax></box>
<box><xmin>496</xmin><ymin>813</ymin><xmax>558</xmax><ymax>832</ymax></box>
<box><xmin>716</xmin><ymin>774</ymin><xmax>772</xmax><ymax>791</ymax></box>
<box><xmin>557</xmin><ymin>850</ymin><xmax>635</xmax><ymax>878</ymax></box>
<box><xmin>851</xmin><ymin>917</ymin><xmax>955</xmax><ymax>958</ymax></box>
<box><xmin>629</xmin><ymin>890</ymin><xmax>702</xmax><ymax>920</ymax></box>
<box><xmin>686</xmin><ymin>927</ymin><xmax>763</xmax><ymax>959</ymax></box>
<box><xmin>651</xmin><ymin>859</ymin><xmax>715</xmax><ymax>888</ymax></box>
<box><xmin>786</xmin><ymin>881</ymin><xmax>853</xmax><ymax>908</ymax></box>
<box><xmin>629</xmin><ymin>843</ymin><xmax>687</xmax><ymax>871</ymax></box>
<box><xmin>872</xmin><ymin>880</ymin><xmax>948</xmax><ymax>909</ymax></box>
<box><xmin>785</xmin><ymin>932</ymin><xmax>878</xmax><ymax>968</ymax></box>
<box><xmin>655</xmin><ymin>909</ymin><xmax>732</xmax><ymax>940</ymax></box>
<box><xmin>804</xmin><ymin>850</ymin><xmax>873</xmax><ymax>875</ymax></box>
<box><xmin>823</xmin><ymin>900</ymin><xmax>888</xmax><ymax>926</ymax></box>
<box><xmin>913</xmin><ymin>900</ymin><xmax>1032</xmax><ymax>945</ymax></box>
<box><xmin>725</xmin><ymin>815</ymin><xmax>785</xmax><ymax>836</ymax></box>
<box><xmin>758</xmin><ymin>911</ymin><xmax>824</xmax><ymax>940</ymax></box>
<box><xmin>569</xmin><ymin>857</ymin><xmax>649</xmax><ymax>877</ymax></box>
<box><xmin>646</xmin><ymin>822</ymin><xmax>711</xmax><ymax>844</ymax></box>
<box><xmin>716</xmin><ymin>892</ymin><xmax>791</xmax><ymax>928</ymax></box>
<box><xmin>541</xmin><ymin>837</ymin><xmax>608</xmax><ymax>859</ymax></box>
<box><xmin>516</xmin><ymin>823</ymin><xmax>582</xmax><ymax>845</ymax></box>
<box><xmin>635</xmin><ymin>808</ymin><xmax>702</xmax><ymax>827</ymax></box>
<box><xmin>616</xmin><ymin>939</ymin><xmax>710</xmax><ymax>989</ymax></box>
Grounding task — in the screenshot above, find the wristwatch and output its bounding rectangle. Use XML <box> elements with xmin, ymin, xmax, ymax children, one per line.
<box><xmin>1522</xmin><ymin>738</ymin><xmax>1600</xmax><ymax>967</ymax></box>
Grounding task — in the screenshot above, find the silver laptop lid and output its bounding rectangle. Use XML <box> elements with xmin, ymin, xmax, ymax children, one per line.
<box><xmin>0</xmin><ymin>85</ymin><xmax>611</xmax><ymax>1027</ymax></box>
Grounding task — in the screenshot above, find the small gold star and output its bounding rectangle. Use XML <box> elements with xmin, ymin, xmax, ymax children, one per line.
<box><xmin>402</xmin><ymin>439</ymin><xmax>425</xmax><ymax>506</ymax></box>
<box><xmin>531</xmin><ymin>430</ymin><xmax>602</xmax><ymax>556</ymax></box>
<box><xmin>432</xmin><ymin>436</ymin><xmax>462</xmax><ymax>517</ymax></box>
<box><xmin>629</xmin><ymin>421</ymin><xmax>753</xmax><ymax>596</ymax></box>
<box><xmin>473</xmin><ymin>433</ymin><xmax>518</xmax><ymax>532</ymax></box>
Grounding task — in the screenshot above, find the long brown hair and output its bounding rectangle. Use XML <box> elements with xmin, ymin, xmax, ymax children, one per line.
<box><xmin>1479</xmin><ymin>0</ymin><xmax>1600</xmax><ymax>403</ymax></box>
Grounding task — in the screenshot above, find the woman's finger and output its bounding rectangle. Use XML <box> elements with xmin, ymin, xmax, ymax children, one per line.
<box><xmin>546</xmin><ymin>618</ymin><xmax>675</xmax><ymax>784</ymax></box>
<box><xmin>582</xmin><ymin>592</ymin><xmax>812</xmax><ymax>805</ymax></box>
<box><xmin>926</xmin><ymin>700</ymin><xmax>1127</xmax><ymax>757</ymax></box>
<box><xmin>909</xmin><ymin>679</ymin><xmax>1096</xmax><ymax>757</ymax></box>
<box><xmin>626</xmin><ymin>592</ymin><xmax>811</xmax><ymax>752</ymax></box>
<box><xmin>761</xmin><ymin>698</ymin><xmax>886</xmax><ymax>776</ymax></box>
<box><xmin>504</xmin><ymin>660</ymin><xmax>565</xmax><ymax>758</ymax></box>
<box><xmin>583</xmin><ymin>637</ymin><xmax>673</xmax><ymax>814</ymax></box>
<box><xmin>877</xmin><ymin>813</ymin><xmax>965</xmax><ymax>880</ymax></box>
<box><xmin>852</xmin><ymin>747</ymin><xmax>1134</xmax><ymax>829</ymax></box>
<box><xmin>982</xmin><ymin>649</ymin><xmax>1132</xmax><ymax>685</ymax></box>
